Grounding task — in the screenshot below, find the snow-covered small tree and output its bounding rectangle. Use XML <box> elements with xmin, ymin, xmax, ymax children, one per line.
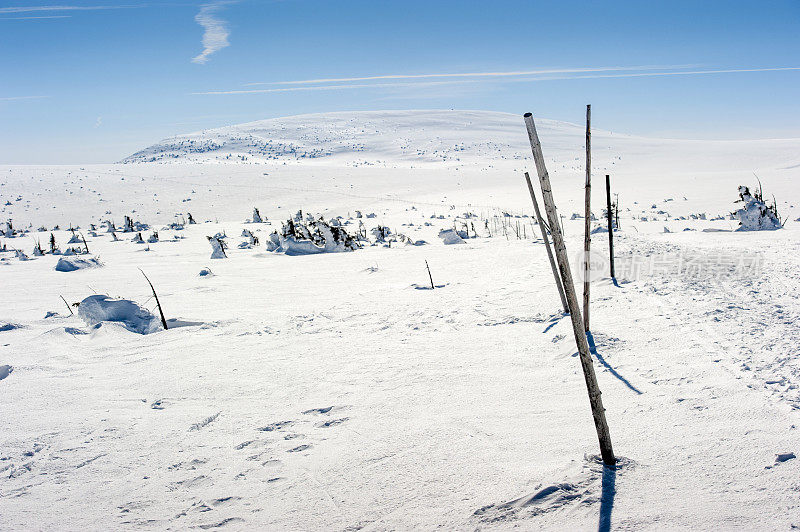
<box><xmin>252</xmin><ymin>208</ymin><xmax>263</xmax><ymax>223</ymax></box>
<box><xmin>208</xmin><ymin>235</ymin><xmax>227</xmax><ymax>258</ymax></box>
<box><xmin>734</xmin><ymin>185</ymin><xmax>782</xmax><ymax>231</ymax></box>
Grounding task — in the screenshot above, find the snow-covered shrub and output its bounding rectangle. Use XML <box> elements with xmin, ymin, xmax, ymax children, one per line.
<box><xmin>371</xmin><ymin>225</ymin><xmax>393</xmax><ymax>244</ymax></box>
<box><xmin>241</xmin><ymin>229</ymin><xmax>259</xmax><ymax>247</ymax></box>
<box><xmin>55</xmin><ymin>256</ymin><xmax>102</xmax><ymax>272</ymax></box>
<box><xmin>439</xmin><ymin>228</ymin><xmax>465</xmax><ymax>245</ymax></box>
<box><xmin>78</xmin><ymin>294</ymin><xmax>161</xmax><ymax>334</ymax></box>
<box><xmin>252</xmin><ymin>207</ymin><xmax>263</xmax><ymax>223</ymax></box>
<box><xmin>208</xmin><ymin>235</ymin><xmax>227</xmax><ymax>259</ymax></box>
<box><xmin>267</xmin><ymin>214</ymin><xmax>359</xmax><ymax>255</ymax></box>
<box><xmin>734</xmin><ymin>185</ymin><xmax>782</xmax><ymax>231</ymax></box>
<box><xmin>147</xmin><ymin>232</ymin><xmax>159</xmax><ymax>243</ymax></box>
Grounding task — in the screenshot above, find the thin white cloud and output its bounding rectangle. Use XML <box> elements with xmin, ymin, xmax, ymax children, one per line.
<box><xmin>95</xmin><ymin>116</ymin><xmax>103</xmax><ymax>128</ymax></box>
<box><xmin>244</xmin><ymin>65</ymin><xmax>693</xmax><ymax>86</ymax></box>
<box><xmin>192</xmin><ymin>1</ymin><xmax>234</xmax><ymax>65</ymax></box>
<box><xmin>194</xmin><ymin>80</ymin><xmax>478</xmax><ymax>95</ymax></box>
<box><xmin>0</xmin><ymin>5</ymin><xmax>138</xmax><ymax>13</ymax></box>
<box><xmin>0</xmin><ymin>15</ymin><xmax>72</xmax><ymax>20</ymax></box>
<box><xmin>195</xmin><ymin>66</ymin><xmax>800</xmax><ymax>95</ymax></box>
<box><xmin>0</xmin><ymin>95</ymin><xmax>50</xmax><ymax>101</ymax></box>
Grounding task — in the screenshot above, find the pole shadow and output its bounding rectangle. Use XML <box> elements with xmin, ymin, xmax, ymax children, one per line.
<box><xmin>598</xmin><ymin>463</ymin><xmax>617</xmax><ymax>532</ymax></box>
<box><xmin>586</xmin><ymin>331</ymin><xmax>642</xmax><ymax>395</ymax></box>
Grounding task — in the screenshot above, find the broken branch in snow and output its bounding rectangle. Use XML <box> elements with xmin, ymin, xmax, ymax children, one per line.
<box><xmin>139</xmin><ymin>268</ymin><xmax>168</xmax><ymax>330</ymax></box>
<box><xmin>60</xmin><ymin>295</ymin><xmax>74</xmax><ymax>316</ymax></box>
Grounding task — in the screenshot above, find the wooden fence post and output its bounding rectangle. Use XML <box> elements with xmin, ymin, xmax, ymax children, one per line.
<box><xmin>583</xmin><ymin>104</ymin><xmax>591</xmax><ymax>332</ymax></box>
<box><xmin>524</xmin><ymin>112</ymin><xmax>616</xmax><ymax>466</ymax></box>
<box><xmin>524</xmin><ymin>172</ymin><xmax>569</xmax><ymax>314</ymax></box>
<box><xmin>606</xmin><ymin>175</ymin><xmax>615</xmax><ymax>279</ymax></box>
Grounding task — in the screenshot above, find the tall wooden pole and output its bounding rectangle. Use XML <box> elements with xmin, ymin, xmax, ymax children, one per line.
<box><xmin>524</xmin><ymin>172</ymin><xmax>569</xmax><ymax>314</ymax></box>
<box><xmin>524</xmin><ymin>112</ymin><xmax>615</xmax><ymax>466</ymax></box>
<box><xmin>583</xmin><ymin>105</ymin><xmax>591</xmax><ymax>332</ymax></box>
<box><xmin>606</xmin><ymin>175</ymin><xmax>615</xmax><ymax>279</ymax></box>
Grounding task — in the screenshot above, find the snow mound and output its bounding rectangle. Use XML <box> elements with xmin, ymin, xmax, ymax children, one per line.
<box><xmin>0</xmin><ymin>364</ymin><xmax>12</xmax><ymax>381</ymax></box>
<box><xmin>735</xmin><ymin>186</ymin><xmax>782</xmax><ymax>231</ymax></box>
<box><xmin>55</xmin><ymin>256</ymin><xmax>102</xmax><ymax>272</ymax></box>
<box><xmin>77</xmin><ymin>295</ymin><xmax>161</xmax><ymax>334</ymax></box>
<box><xmin>438</xmin><ymin>229</ymin><xmax>465</xmax><ymax>245</ymax></box>
<box><xmin>0</xmin><ymin>323</ymin><xmax>23</xmax><ymax>332</ymax></box>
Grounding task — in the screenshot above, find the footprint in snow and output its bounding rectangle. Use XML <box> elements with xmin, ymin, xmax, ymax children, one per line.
<box><xmin>302</xmin><ymin>406</ymin><xmax>334</xmax><ymax>415</ymax></box>
<box><xmin>316</xmin><ymin>418</ymin><xmax>349</xmax><ymax>428</ymax></box>
<box><xmin>258</xmin><ymin>420</ymin><xmax>293</xmax><ymax>431</ymax></box>
<box><xmin>287</xmin><ymin>444</ymin><xmax>312</xmax><ymax>453</ymax></box>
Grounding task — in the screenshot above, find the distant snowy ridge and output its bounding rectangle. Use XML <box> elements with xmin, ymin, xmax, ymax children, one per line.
<box><xmin>120</xmin><ymin>110</ymin><xmax>589</xmax><ymax>166</ymax></box>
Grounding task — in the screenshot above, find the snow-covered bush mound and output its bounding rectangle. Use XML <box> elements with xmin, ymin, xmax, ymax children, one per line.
<box><xmin>267</xmin><ymin>213</ymin><xmax>359</xmax><ymax>255</ymax></box>
<box><xmin>78</xmin><ymin>295</ymin><xmax>161</xmax><ymax>334</ymax></box>
<box><xmin>55</xmin><ymin>256</ymin><xmax>102</xmax><ymax>272</ymax></box>
<box><xmin>438</xmin><ymin>228</ymin><xmax>465</xmax><ymax>245</ymax></box>
<box><xmin>735</xmin><ymin>186</ymin><xmax>782</xmax><ymax>231</ymax></box>
<box><xmin>0</xmin><ymin>364</ymin><xmax>12</xmax><ymax>381</ymax></box>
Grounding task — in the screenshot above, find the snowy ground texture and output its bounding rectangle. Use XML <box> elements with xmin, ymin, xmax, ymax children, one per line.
<box><xmin>1</xmin><ymin>110</ymin><xmax>800</xmax><ymax>530</ymax></box>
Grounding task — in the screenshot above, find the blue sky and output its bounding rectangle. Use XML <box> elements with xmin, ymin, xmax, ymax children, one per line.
<box><xmin>1</xmin><ymin>0</ymin><xmax>799</xmax><ymax>164</ymax></box>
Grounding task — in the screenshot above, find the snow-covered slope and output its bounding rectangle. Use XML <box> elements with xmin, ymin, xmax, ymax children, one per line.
<box><xmin>119</xmin><ymin>109</ymin><xmax>800</xmax><ymax>171</ymax></box>
<box><xmin>121</xmin><ymin>110</ymin><xmax>571</xmax><ymax>165</ymax></box>
<box><xmin>2</xmin><ymin>110</ymin><xmax>800</xmax><ymax>530</ymax></box>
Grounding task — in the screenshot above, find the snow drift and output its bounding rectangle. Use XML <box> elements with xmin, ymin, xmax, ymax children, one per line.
<box><xmin>55</xmin><ymin>257</ymin><xmax>102</xmax><ymax>272</ymax></box>
<box><xmin>77</xmin><ymin>295</ymin><xmax>161</xmax><ymax>334</ymax></box>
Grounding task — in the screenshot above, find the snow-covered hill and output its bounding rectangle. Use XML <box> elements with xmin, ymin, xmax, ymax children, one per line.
<box><xmin>121</xmin><ymin>110</ymin><xmax>583</xmax><ymax>165</ymax></box>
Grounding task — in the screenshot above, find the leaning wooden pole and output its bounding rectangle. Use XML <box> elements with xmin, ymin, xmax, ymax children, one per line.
<box><xmin>524</xmin><ymin>172</ymin><xmax>568</xmax><ymax>314</ymax></box>
<box><xmin>583</xmin><ymin>104</ymin><xmax>591</xmax><ymax>332</ymax></box>
<box><xmin>524</xmin><ymin>112</ymin><xmax>616</xmax><ymax>466</ymax></box>
<box><xmin>606</xmin><ymin>175</ymin><xmax>615</xmax><ymax>279</ymax></box>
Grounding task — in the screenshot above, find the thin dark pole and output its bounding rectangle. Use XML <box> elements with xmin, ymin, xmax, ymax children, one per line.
<box><xmin>139</xmin><ymin>269</ymin><xmax>168</xmax><ymax>330</ymax></box>
<box><xmin>425</xmin><ymin>260</ymin><xmax>435</xmax><ymax>289</ymax></box>
<box><xmin>606</xmin><ymin>175</ymin><xmax>615</xmax><ymax>279</ymax></box>
<box><xmin>583</xmin><ymin>104</ymin><xmax>591</xmax><ymax>332</ymax></box>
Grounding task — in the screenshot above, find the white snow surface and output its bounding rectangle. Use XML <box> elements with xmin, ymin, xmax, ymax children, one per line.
<box><xmin>1</xmin><ymin>110</ymin><xmax>799</xmax><ymax>530</ymax></box>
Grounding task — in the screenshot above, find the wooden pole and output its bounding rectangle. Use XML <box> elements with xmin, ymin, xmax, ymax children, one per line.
<box><xmin>583</xmin><ymin>104</ymin><xmax>591</xmax><ymax>332</ymax></box>
<box><xmin>524</xmin><ymin>112</ymin><xmax>616</xmax><ymax>466</ymax></box>
<box><xmin>524</xmin><ymin>172</ymin><xmax>568</xmax><ymax>314</ymax></box>
<box><xmin>606</xmin><ymin>175</ymin><xmax>615</xmax><ymax>279</ymax></box>
<box><xmin>425</xmin><ymin>260</ymin><xmax>435</xmax><ymax>290</ymax></box>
